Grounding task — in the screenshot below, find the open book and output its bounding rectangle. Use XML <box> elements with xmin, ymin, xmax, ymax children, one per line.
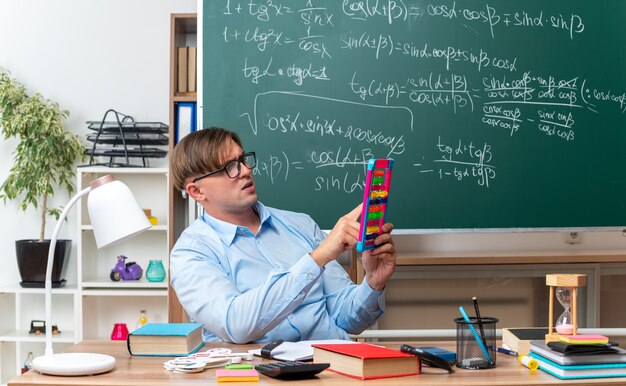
<box><xmin>249</xmin><ymin>339</ymin><xmax>356</xmax><ymax>362</ymax></box>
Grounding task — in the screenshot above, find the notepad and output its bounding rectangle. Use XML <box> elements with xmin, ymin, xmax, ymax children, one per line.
<box><xmin>559</xmin><ymin>334</ymin><xmax>609</xmax><ymax>345</ymax></box>
<box><xmin>215</xmin><ymin>369</ymin><xmax>259</xmax><ymax>382</ymax></box>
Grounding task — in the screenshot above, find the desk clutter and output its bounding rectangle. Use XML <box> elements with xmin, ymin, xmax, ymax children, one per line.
<box><xmin>497</xmin><ymin>274</ymin><xmax>626</xmax><ymax>379</ymax></box>
<box><xmin>529</xmin><ymin>339</ymin><xmax>626</xmax><ymax>380</ymax></box>
<box><xmin>163</xmin><ymin>347</ymin><xmax>254</xmax><ymax>374</ymax></box>
<box><xmin>162</xmin><ymin>348</ymin><xmax>330</xmax><ymax>381</ymax></box>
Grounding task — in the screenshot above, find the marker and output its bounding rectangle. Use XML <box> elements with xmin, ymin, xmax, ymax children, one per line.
<box><xmin>496</xmin><ymin>347</ymin><xmax>519</xmax><ymax>357</ymax></box>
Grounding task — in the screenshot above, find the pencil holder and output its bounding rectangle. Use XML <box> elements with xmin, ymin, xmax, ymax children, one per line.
<box><xmin>455</xmin><ymin>316</ymin><xmax>498</xmax><ymax>369</ymax></box>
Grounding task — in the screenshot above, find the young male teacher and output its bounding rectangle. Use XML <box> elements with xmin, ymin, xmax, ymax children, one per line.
<box><xmin>169</xmin><ymin>127</ymin><xmax>397</xmax><ymax>343</ymax></box>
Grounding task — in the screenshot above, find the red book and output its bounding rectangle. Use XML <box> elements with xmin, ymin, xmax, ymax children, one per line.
<box><xmin>312</xmin><ymin>343</ymin><xmax>420</xmax><ymax>380</ymax></box>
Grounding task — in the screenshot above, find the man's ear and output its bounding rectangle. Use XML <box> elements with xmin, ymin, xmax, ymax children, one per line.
<box><xmin>185</xmin><ymin>182</ymin><xmax>204</xmax><ymax>201</ymax></box>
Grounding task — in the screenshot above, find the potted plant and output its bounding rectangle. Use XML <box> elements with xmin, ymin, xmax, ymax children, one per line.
<box><xmin>0</xmin><ymin>67</ymin><xmax>84</xmax><ymax>287</ymax></box>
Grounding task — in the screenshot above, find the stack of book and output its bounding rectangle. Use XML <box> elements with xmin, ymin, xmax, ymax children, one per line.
<box><xmin>529</xmin><ymin>339</ymin><xmax>626</xmax><ymax>380</ymax></box>
<box><xmin>177</xmin><ymin>46</ymin><xmax>197</xmax><ymax>94</ymax></box>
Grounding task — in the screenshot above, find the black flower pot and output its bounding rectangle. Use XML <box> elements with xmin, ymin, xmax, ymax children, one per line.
<box><xmin>15</xmin><ymin>239</ymin><xmax>71</xmax><ymax>288</ymax></box>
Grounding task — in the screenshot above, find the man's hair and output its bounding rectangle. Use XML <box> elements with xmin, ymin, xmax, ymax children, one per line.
<box><xmin>170</xmin><ymin>127</ymin><xmax>244</xmax><ymax>191</ymax></box>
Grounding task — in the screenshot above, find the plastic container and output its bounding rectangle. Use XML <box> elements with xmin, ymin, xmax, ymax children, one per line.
<box><xmin>111</xmin><ymin>323</ymin><xmax>129</xmax><ymax>340</ymax></box>
<box><xmin>146</xmin><ymin>260</ymin><xmax>166</xmax><ymax>282</ymax></box>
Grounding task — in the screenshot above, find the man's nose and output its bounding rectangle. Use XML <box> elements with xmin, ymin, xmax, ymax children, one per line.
<box><xmin>239</xmin><ymin>162</ymin><xmax>253</xmax><ymax>177</ymax></box>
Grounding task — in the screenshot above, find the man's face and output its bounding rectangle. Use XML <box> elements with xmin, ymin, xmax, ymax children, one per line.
<box><xmin>194</xmin><ymin>138</ymin><xmax>257</xmax><ymax>219</ymax></box>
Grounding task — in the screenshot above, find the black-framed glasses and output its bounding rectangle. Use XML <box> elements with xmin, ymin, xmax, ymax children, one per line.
<box><xmin>192</xmin><ymin>152</ymin><xmax>256</xmax><ymax>182</ymax></box>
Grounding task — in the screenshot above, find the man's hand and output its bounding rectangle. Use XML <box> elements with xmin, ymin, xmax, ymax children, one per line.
<box><xmin>310</xmin><ymin>204</ymin><xmax>362</xmax><ymax>267</ymax></box>
<box><xmin>361</xmin><ymin>222</ymin><xmax>397</xmax><ymax>291</ymax></box>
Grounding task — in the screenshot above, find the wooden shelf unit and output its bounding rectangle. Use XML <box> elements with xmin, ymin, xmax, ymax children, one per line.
<box><xmin>168</xmin><ymin>13</ymin><xmax>197</xmax><ymax>323</ymax></box>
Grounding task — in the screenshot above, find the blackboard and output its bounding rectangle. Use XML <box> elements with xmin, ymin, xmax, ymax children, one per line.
<box><xmin>202</xmin><ymin>1</ymin><xmax>626</xmax><ymax>231</ymax></box>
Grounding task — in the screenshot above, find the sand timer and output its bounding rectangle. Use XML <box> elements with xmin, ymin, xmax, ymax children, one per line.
<box><xmin>545</xmin><ymin>274</ymin><xmax>586</xmax><ymax>343</ymax></box>
<box><xmin>555</xmin><ymin>286</ymin><xmax>574</xmax><ymax>334</ymax></box>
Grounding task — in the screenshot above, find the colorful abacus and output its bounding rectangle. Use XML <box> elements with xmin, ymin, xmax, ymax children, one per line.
<box><xmin>357</xmin><ymin>158</ymin><xmax>394</xmax><ymax>252</ymax></box>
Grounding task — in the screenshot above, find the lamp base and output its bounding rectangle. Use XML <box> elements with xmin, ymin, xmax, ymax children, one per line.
<box><xmin>32</xmin><ymin>353</ymin><xmax>115</xmax><ymax>376</ymax></box>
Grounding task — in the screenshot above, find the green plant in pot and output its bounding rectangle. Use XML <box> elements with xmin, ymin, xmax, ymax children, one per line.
<box><xmin>0</xmin><ymin>68</ymin><xmax>84</xmax><ymax>288</ymax></box>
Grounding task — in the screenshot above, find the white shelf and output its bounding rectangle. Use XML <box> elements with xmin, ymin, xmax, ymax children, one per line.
<box><xmin>81</xmin><ymin>289</ymin><xmax>167</xmax><ymax>297</ymax></box>
<box><xmin>81</xmin><ymin>224</ymin><xmax>168</xmax><ymax>231</ymax></box>
<box><xmin>0</xmin><ymin>285</ymin><xmax>78</xmax><ymax>294</ymax></box>
<box><xmin>77</xmin><ymin>166</ymin><xmax>168</xmax><ymax>174</ymax></box>
<box><xmin>81</xmin><ymin>278</ymin><xmax>167</xmax><ymax>289</ymax></box>
<box><xmin>0</xmin><ymin>330</ymin><xmax>76</xmax><ymax>343</ymax></box>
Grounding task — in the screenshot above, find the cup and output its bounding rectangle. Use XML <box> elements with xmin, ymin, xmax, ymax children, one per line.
<box><xmin>111</xmin><ymin>323</ymin><xmax>129</xmax><ymax>340</ymax></box>
<box><xmin>455</xmin><ymin>316</ymin><xmax>498</xmax><ymax>369</ymax></box>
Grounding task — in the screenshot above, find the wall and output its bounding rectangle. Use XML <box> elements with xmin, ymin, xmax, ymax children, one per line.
<box><xmin>1</xmin><ymin>0</ymin><xmax>626</xmax><ymax>332</ymax></box>
<box><xmin>0</xmin><ymin>0</ymin><xmax>196</xmax><ymax>287</ymax></box>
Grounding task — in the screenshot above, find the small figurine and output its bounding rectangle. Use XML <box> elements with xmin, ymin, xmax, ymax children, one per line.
<box><xmin>110</xmin><ymin>255</ymin><xmax>143</xmax><ymax>281</ymax></box>
<box><xmin>29</xmin><ymin>320</ymin><xmax>60</xmax><ymax>335</ymax></box>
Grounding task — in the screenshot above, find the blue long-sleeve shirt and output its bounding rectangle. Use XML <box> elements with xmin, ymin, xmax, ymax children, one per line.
<box><xmin>169</xmin><ymin>202</ymin><xmax>385</xmax><ymax>343</ymax></box>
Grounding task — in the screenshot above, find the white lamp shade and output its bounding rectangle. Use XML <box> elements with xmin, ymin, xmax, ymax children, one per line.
<box><xmin>88</xmin><ymin>179</ymin><xmax>151</xmax><ymax>248</ymax></box>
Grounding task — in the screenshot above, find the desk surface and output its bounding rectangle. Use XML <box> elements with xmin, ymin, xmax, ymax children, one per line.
<box><xmin>8</xmin><ymin>340</ymin><xmax>626</xmax><ymax>386</ymax></box>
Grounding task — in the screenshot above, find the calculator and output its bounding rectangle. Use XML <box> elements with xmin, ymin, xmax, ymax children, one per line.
<box><xmin>254</xmin><ymin>361</ymin><xmax>330</xmax><ymax>379</ymax></box>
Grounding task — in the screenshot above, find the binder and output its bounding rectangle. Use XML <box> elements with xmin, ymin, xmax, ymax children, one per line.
<box><xmin>175</xmin><ymin>102</ymin><xmax>196</xmax><ymax>144</ymax></box>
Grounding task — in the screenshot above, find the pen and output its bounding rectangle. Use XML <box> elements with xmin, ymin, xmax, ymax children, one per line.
<box><xmin>496</xmin><ymin>347</ymin><xmax>519</xmax><ymax>357</ymax></box>
<box><xmin>472</xmin><ymin>297</ymin><xmax>489</xmax><ymax>354</ymax></box>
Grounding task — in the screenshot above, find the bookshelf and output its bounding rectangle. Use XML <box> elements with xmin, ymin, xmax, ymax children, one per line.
<box><xmin>0</xmin><ymin>167</ymin><xmax>169</xmax><ymax>384</ymax></box>
<box><xmin>77</xmin><ymin>167</ymin><xmax>169</xmax><ymax>340</ymax></box>
<box><xmin>168</xmin><ymin>13</ymin><xmax>197</xmax><ymax>323</ymax></box>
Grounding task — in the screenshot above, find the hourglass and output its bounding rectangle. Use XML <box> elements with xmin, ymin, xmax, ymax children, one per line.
<box><xmin>555</xmin><ymin>287</ymin><xmax>574</xmax><ymax>335</ymax></box>
<box><xmin>545</xmin><ymin>274</ymin><xmax>586</xmax><ymax>343</ymax></box>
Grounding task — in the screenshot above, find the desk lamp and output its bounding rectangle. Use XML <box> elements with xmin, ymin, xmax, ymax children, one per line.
<box><xmin>32</xmin><ymin>174</ymin><xmax>151</xmax><ymax>376</ymax></box>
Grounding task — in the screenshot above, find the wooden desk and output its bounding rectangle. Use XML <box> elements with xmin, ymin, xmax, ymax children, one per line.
<box><xmin>8</xmin><ymin>340</ymin><xmax>626</xmax><ymax>386</ymax></box>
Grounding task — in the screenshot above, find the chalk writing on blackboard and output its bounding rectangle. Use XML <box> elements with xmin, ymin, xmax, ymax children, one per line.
<box><xmin>206</xmin><ymin>0</ymin><xmax>626</xmax><ymax>229</ymax></box>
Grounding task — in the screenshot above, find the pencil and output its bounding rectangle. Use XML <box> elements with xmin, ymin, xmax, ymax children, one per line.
<box><xmin>472</xmin><ymin>296</ymin><xmax>491</xmax><ymax>363</ymax></box>
<box><xmin>459</xmin><ymin>306</ymin><xmax>492</xmax><ymax>363</ymax></box>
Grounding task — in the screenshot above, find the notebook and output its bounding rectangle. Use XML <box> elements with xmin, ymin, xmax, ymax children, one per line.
<box><xmin>530</xmin><ymin>340</ymin><xmax>626</xmax><ymax>366</ymax></box>
<box><xmin>530</xmin><ymin>352</ymin><xmax>626</xmax><ymax>380</ymax></box>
